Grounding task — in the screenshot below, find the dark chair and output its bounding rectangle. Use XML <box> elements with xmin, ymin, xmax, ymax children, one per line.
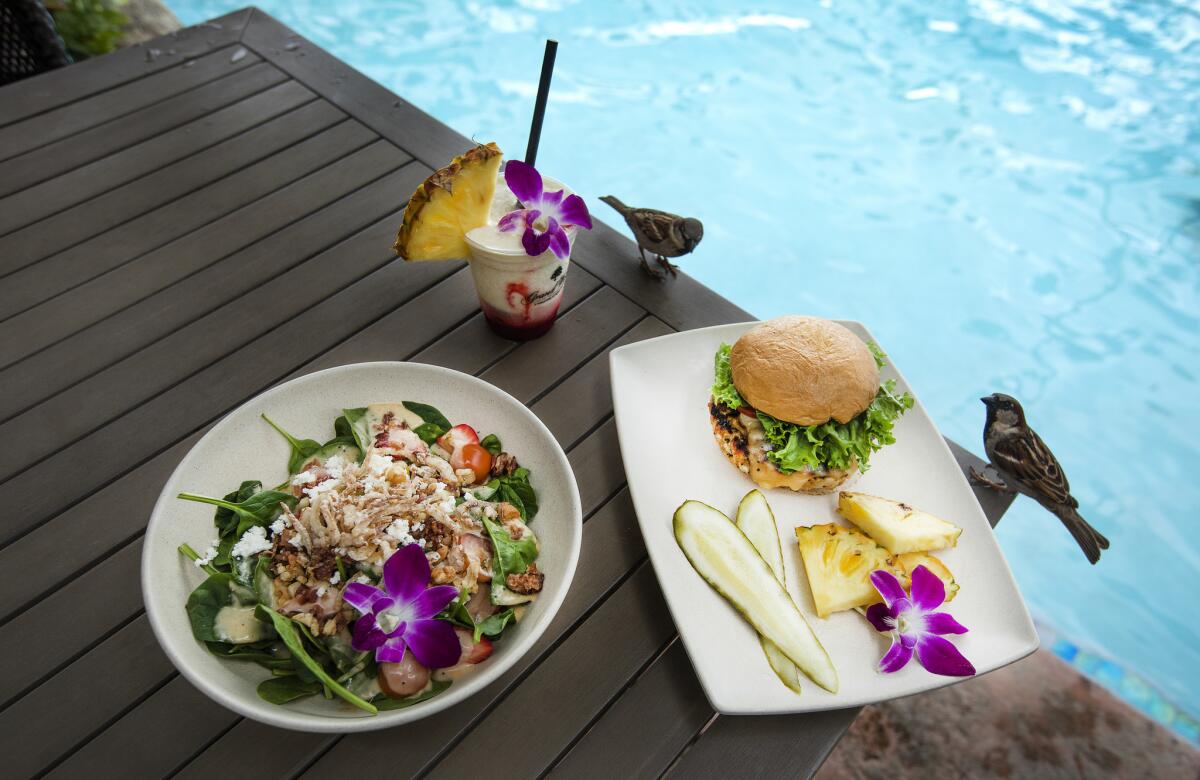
<box><xmin>1</xmin><ymin>0</ymin><xmax>71</xmax><ymax>87</ymax></box>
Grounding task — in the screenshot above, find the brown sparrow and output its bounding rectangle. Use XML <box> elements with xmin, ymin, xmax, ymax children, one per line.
<box><xmin>971</xmin><ymin>393</ymin><xmax>1109</xmax><ymax>564</ymax></box>
<box><xmin>600</xmin><ymin>195</ymin><xmax>703</xmax><ymax>278</ymax></box>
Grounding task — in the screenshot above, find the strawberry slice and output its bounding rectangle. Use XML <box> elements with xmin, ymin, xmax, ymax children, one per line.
<box><xmin>452</xmin><ymin>627</ymin><xmax>495</xmax><ymax>665</ymax></box>
<box><xmin>464</xmin><ymin>635</ymin><xmax>494</xmax><ymax>664</ymax></box>
<box><xmin>437</xmin><ymin>424</ymin><xmax>480</xmax><ymax>454</ymax></box>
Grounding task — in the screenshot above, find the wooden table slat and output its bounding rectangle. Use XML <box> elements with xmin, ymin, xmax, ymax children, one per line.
<box><xmin>0</xmin><ymin>133</ymin><xmax>403</xmax><ymax>394</ymax></box>
<box><xmin>666</xmin><ymin>705</ymin><xmax>860</xmax><ymax>780</ymax></box>
<box><xmin>0</xmin><ymin>89</ymin><xmax>332</xmax><ymax>274</ymax></box>
<box><xmin>0</xmin><ymin>43</ymin><xmax>259</xmax><ymax>161</ymax></box>
<box><xmin>0</xmin><ymin>60</ymin><xmax>288</xmax><ymax>199</ymax></box>
<box><xmin>0</xmin><ymin>70</ymin><xmax>309</xmax><ymax>234</ymax></box>
<box><xmin>549</xmin><ymin>640</ymin><xmax>713</xmax><ymax>780</ymax></box>
<box><xmin>46</xmin><ymin>675</ymin><xmax>238</xmax><ymax>779</ymax></box>
<box><xmin>0</xmin><ymin>9</ymin><xmax>252</xmax><ymax>126</ymax></box>
<box><xmin>240</xmin><ymin>9</ymin><xmax>479</xmax><ymax>173</ymax></box>
<box><xmin>0</xmin><ymin>158</ymin><xmax>418</xmax><ymax>484</ymax></box>
<box><xmin>0</xmin><ymin>615</ymin><xmax>174</xmax><ymax>779</ymax></box>
<box><xmin>0</xmin><ymin>538</ymin><xmax>144</xmax><ymax>709</ymax></box>
<box><xmin>0</xmin><ymin>250</ymin><xmax>458</xmax><ymax>546</ymax></box>
<box><xmin>0</xmin><ymin>116</ymin><xmax>368</xmax><ymax>324</ymax></box>
<box><xmin>428</xmin><ymin>563</ymin><xmax>672</xmax><ymax>780</ymax></box>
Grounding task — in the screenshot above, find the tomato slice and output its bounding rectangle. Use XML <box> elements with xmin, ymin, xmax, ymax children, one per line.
<box><xmin>451</xmin><ymin>443</ymin><xmax>493</xmax><ymax>483</ymax></box>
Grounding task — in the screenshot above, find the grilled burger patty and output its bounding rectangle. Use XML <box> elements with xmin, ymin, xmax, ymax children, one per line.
<box><xmin>708</xmin><ymin>399</ymin><xmax>856</xmax><ymax>494</ymax></box>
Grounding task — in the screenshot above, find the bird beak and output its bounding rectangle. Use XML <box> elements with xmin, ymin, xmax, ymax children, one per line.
<box><xmin>980</xmin><ymin>395</ymin><xmax>993</xmax><ymax>406</ymax></box>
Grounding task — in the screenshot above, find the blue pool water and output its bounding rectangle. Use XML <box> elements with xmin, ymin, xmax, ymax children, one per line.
<box><xmin>176</xmin><ymin>0</ymin><xmax>1199</xmax><ymax>731</ymax></box>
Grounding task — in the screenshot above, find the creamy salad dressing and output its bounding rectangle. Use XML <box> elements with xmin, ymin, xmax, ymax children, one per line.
<box><xmin>214</xmin><ymin>605</ymin><xmax>267</xmax><ymax>644</ymax></box>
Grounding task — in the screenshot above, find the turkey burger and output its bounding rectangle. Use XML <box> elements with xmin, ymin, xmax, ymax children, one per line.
<box><xmin>709</xmin><ymin>316</ymin><xmax>913</xmax><ymax>494</ymax></box>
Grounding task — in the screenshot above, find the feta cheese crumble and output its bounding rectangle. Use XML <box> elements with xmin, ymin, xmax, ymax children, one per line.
<box><xmin>194</xmin><ymin>541</ymin><xmax>219</xmax><ymax>568</ymax></box>
<box><xmin>231</xmin><ymin>525</ymin><xmax>272</xmax><ymax>559</ymax></box>
<box><xmin>386</xmin><ymin>518</ymin><xmax>418</xmax><ymax>546</ymax></box>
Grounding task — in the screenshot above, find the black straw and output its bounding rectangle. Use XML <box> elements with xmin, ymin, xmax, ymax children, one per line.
<box><xmin>524</xmin><ymin>39</ymin><xmax>558</xmax><ymax>167</ymax></box>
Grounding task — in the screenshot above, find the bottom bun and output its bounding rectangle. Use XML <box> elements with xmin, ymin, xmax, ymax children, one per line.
<box><xmin>708</xmin><ymin>399</ymin><xmax>856</xmax><ymax>495</ymax></box>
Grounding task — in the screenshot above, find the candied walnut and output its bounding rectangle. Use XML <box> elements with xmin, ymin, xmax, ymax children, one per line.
<box><xmin>431</xmin><ymin>564</ymin><xmax>458</xmax><ymax>585</ymax></box>
<box><xmin>414</xmin><ymin>518</ymin><xmax>456</xmax><ymax>553</ymax></box>
<box><xmin>308</xmin><ymin>548</ymin><xmax>336</xmax><ymax>582</ymax></box>
<box><xmin>490</xmin><ymin>452</ymin><xmax>519</xmax><ymax>477</ymax></box>
<box><xmin>505</xmin><ymin>564</ymin><xmax>543</xmax><ymax>594</ymax></box>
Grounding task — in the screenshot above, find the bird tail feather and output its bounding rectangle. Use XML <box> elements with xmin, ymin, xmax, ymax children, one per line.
<box><xmin>599</xmin><ymin>195</ymin><xmax>629</xmax><ymax>215</ymax></box>
<box><xmin>1050</xmin><ymin>503</ymin><xmax>1109</xmax><ymax>564</ymax></box>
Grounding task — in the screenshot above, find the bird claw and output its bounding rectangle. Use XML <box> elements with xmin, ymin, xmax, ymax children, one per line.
<box><xmin>969</xmin><ymin>466</ymin><xmax>1012</xmax><ymax>493</ymax></box>
<box><xmin>657</xmin><ymin>256</ymin><xmax>679</xmax><ymax>278</ymax></box>
<box><xmin>640</xmin><ymin>257</ymin><xmax>665</xmax><ymax>280</ymax></box>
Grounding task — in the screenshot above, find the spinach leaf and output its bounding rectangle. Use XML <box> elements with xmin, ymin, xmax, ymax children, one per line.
<box><xmin>480</xmin><ymin>434</ymin><xmax>502</xmax><ymax>455</ymax></box>
<box><xmin>206</xmin><ymin>640</ymin><xmax>292</xmax><ymax>671</ymax></box>
<box><xmin>257</xmin><ymin>675</ymin><xmax>323</xmax><ymax>704</ymax></box>
<box><xmin>258</xmin><ymin>607</ymin><xmax>377</xmax><ymax>714</ymax></box>
<box><xmin>340</xmin><ymin>407</ymin><xmax>373</xmax><ymax>454</ymax></box>
<box><xmin>372</xmin><ymin>679</ymin><xmax>452</xmax><ymax>710</ymax></box>
<box><xmin>486</xmin><ymin>467</ymin><xmax>538</xmax><ymax>521</ymax></box>
<box><xmin>213</xmin><ymin>480</ymin><xmax>262</xmax><ymax>538</ymax></box>
<box><xmin>178</xmin><ymin>543</ymin><xmax>220</xmax><ymax>576</ymax></box>
<box><xmin>482</xmin><ymin>517</ymin><xmax>538</xmax><ymax>579</ymax></box>
<box><xmin>324</xmin><ymin>633</ymin><xmax>371</xmax><ymax>679</ymax></box>
<box><xmin>482</xmin><ymin>516</ymin><xmax>539</xmax><ymax>604</ymax></box>
<box><xmin>333</xmin><ymin>413</ymin><xmax>355</xmax><ymax>441</ymax></box>
<box><xmin>185</xmin><ymin>574</ymin><xmax>235</xmax><ymax>642</ymax></box>
<box><xmin>262</xmin><ymin>414</ymin><xmax>322</xmax><ymax>474</ymax></box>
<box><xmin>440</xmin><ymin>588</ymin><xmax>477</xmax><ymax>633</ymax></box>
<box><xmin>402</xmin><ymin>401</ymin><xmax>451</xmax><ymax>431</ymax></box>
<box><xmin>178</xmin><ymin>488</ymin><xmax>296</xmax><ymax>527</ymax></box>
<box><xmin>476</xmin><ymin>608</ymin><xmax>517</xmax><ymax>638</ymax></box>
<box><xmin>314</xmin><ymin>436</ymin><xmax>361</xmax><ymax>464</ymax></box>
<box><xmin>413</xmin><ymin>422</ymin><xmax>446</xmax><ymax>445</ymax></box>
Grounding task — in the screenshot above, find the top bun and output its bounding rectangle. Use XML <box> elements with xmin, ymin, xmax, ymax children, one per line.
<box><xmin>729</xmin><ymin>316</ymin><xmax>879</xmax><ymax>426</ymax></box>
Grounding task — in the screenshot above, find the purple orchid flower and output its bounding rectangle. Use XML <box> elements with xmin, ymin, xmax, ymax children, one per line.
<box><xmin>498</xmin><ymin>160</ymin><xmax>592</xmax><ymax>259</ymax></box>
<box><xmin>342</xmin><ymin>544</ymin><xmax>461</xmax><ymax>668</ymax></box>
<box><xmin>865</xmin><ymin>565</ymin><xmax>976</xmax><ymax>677</ymax></box>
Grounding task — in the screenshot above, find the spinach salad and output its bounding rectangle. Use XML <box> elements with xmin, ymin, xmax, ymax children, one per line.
<box><xmin>178</xmin><ymin>402</ymin><xmax>543</xmax><ymax>714</ymax></box>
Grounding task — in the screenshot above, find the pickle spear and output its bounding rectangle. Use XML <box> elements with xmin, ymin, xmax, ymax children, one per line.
<box><xmin>674</xmin><ymin>500</ymin><xmax>838</xmax><ymax>693</ymax></box>
<box><xmin>735</xmin><ymin>490</ymin><xmax>802</xmax><ymax>694</ymax></box>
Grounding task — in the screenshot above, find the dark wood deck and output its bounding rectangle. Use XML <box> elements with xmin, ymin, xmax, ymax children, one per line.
<box><xmin>0</xmin><ymin>9</ymin><xmax>1013</xmax><ymax>778</ymax></box>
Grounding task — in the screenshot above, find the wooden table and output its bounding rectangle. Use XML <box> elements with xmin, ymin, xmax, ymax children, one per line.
<box><xmin>0</xmin><ymin>9</ymin><xmax>1014</xmax><ymax>778</ymax></box>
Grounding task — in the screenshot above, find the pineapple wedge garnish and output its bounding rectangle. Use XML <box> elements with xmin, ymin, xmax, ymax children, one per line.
<box><xmin>837</xmin><ymin>492</ymin><xmax>962</xmax><ymax>554</ymax></box>
<box><xmin>394</xmin><ymin>142</ymin><xmax>502</xmax><ymax>261</ymax></box>
<box><xmin>794</xmin><ymin>523</ymin><xmax>901</xmax><ymax>618</ymax></box>
<box><xmin>893</xmin><ymin>551</ymin><xmax>959</xmax><ymax>603</ymax></box>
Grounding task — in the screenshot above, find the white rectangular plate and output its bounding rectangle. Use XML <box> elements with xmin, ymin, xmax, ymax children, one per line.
<box><xmin>610</xmin><ymin>321</ymin><xmax>1038</xmax><ymax>714</ymax></box>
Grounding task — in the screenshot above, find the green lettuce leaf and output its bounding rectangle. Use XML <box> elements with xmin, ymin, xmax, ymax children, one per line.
<box><xmin>711</xmin><ymin>343</ymin><xmax>746</xmax><ymax>409</ymax></box>
<box><xmin>710</xmin><ymin>345</ymin><xmax>913</xmax><ymax>473</ymax></box>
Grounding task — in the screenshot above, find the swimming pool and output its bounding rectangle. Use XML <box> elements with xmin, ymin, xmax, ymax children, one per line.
<box><xmin>175</xmin><ymin>0</ymin><xmax>1200</xmax><ymax>732</ymax></box>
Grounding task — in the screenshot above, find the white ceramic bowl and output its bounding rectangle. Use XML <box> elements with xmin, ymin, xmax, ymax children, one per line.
<box><xmin>142</xmin><ymin>362</ymin><xmax>582</xmax><ymax>732</ymax></box>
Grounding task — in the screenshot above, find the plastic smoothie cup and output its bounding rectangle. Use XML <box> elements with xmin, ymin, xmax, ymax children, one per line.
<box><xmin>464</xmin><ymin>171</ymin><xmax>579</xmax><ymax>341</ymax></box>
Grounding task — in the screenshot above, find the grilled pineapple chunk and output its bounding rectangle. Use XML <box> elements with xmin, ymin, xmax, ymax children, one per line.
<box><xmin>394</xmin><ymin>142</ymin><xmax>502</xmax><ymax>261</ymax></box>
<box><xmin>893</xmin><ymin>552</ymin><xmax>959</xmax><ymax>603</ymax></box>
<box><xmin>794</xmin><ymin>524</ymin><xmax>900</xmax><ymax>618</ymax></box>
<box><xmin>837</xmin><ymin>492</ymin><xmax>962</xmax><ymax>554</ymax></box>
